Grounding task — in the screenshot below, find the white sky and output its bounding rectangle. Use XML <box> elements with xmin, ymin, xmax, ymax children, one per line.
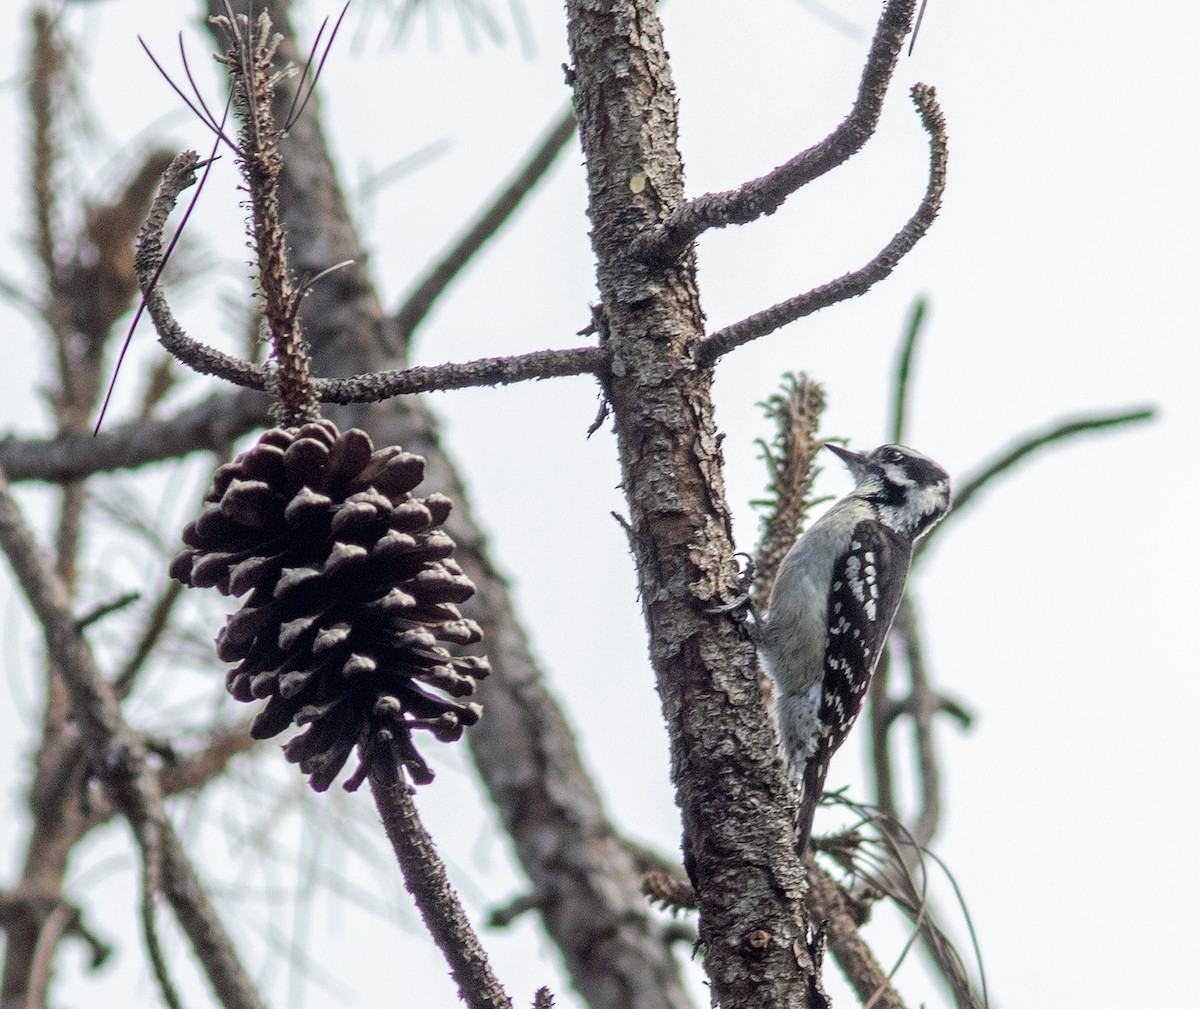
<box><xmin>0</xmin><ymin>1</ymin><xmax>1197</xmax><ymax>1008</ymax></box>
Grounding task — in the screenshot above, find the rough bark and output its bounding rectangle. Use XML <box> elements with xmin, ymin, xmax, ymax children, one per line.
<box><xmin>564</xmin><ymin>2</ymin><xmax>819</xmax><ymax>1007</ymax></box>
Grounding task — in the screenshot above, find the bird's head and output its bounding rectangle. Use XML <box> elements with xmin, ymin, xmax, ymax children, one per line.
<box><xmin>826</xmin><ymin>443</ymin><xmax>951</xmax><ymax>539</ymax></box>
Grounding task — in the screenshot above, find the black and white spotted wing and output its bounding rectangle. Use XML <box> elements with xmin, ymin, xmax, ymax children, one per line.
<box><xmin>801</xmin><ymin>519</ymin><xmax>912</xmax><ymax>806</ymax></box>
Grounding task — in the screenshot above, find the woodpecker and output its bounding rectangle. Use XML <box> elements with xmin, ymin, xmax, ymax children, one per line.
<box><xmin>760</xmin><ymin>443</ymin><xmax>951</xmax><ymax>850</ymax></box>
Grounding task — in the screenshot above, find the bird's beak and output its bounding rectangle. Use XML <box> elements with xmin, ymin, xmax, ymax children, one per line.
<box><xmin>825</xmin><ymin>443</ymin><xmax>869</xmax><ymax>480</ymax></box>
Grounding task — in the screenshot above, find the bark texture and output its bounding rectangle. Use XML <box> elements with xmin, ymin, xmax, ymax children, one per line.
<box><xmin>565</xmin><ymin>2</ymin><xmax>820</xmax><ymax>1006</ymax></box>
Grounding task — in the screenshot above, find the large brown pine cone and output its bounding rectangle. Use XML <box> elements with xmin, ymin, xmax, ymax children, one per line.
<box><xmin>169</xmin><ymin>419</ymin><xmax>489</xmax><ymax>790</ymax></box>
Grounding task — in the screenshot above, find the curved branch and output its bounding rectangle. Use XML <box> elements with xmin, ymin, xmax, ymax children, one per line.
<box><xmin>137</xmin><ymin>149</ymin><xmax>604</xmax><ymax>407</ymax></box>
<box><xmin>698</xmin><ymin>84</ymin><xmax>948</xmax><ymax>366</ymax></box>
<box><xmin>870</xmin><ymin>596</ymin><xmax>972</xmax><ymax>852</ymax></box>
<box><xmin>634</xmin><ymin>0</ymin><xmax>918</xmax><ymax>262</ymax></box>
<box><xmin>394</xmin><ymin>104</ymin><xmax>577</xmax><ymax>341</ymax></box>
<box><xmin>135</xmin><ymin>151</ymin><xmax>271</xmax><ymax>390</ymax></box>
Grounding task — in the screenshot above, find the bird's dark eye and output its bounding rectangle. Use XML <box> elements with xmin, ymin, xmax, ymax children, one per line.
<box><xmin>884</xmin><ymin>448</ymin><xmax>904</xmax><ymax>464</ymax></box>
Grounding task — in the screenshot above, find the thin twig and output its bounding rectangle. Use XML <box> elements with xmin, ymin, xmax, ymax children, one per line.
<box><xmin>312</xmin><ymin>345</ymin><xmax>607</xmax><ymax>402</ymax></box>
<box><xmin>367</xmin><ymin>761</ymin><xmax>512</xmax><ymax>1009</ymax></box>
<box><xmin>157</xmin><ymin>722</ymin><xmax>260</xmax><ymax>797</ymax></box>
<box><xmin>136</xmin><ymin>152</ymin><xmax>606</xmax><ymax>401</ymax></box>
<box><xmin>75</xmin><ymin>592</ymin><xmax>140</xmax><ymax>630</ymax></box>
<box><xmin>634</xmin><ymin>0</ymin><xmax>918</xmax><ymax>262</ymax></box>
<box><xmin>211</xmin><ymin>6</ymin><xmax>318</xmax><ymax>424</ymax></box>
<box><xmin>112</xmin><ymin>580</ymin><xmax>185</xmax><ymax>699</ymax></box>
<box><xmin>889</xmin><ymin>297</ymin><xmax>926</xmax><ymax>444</ymax></box>
<box><xmin>141</xmin><ymin>879</ymin><xmax>185</xmax><ymax>1009</ymax></box>
<box><xmin>139</xmin><ymin>356</ymin><xmax>179</xmax><ymax>419</ymax></box>
<box><xmin>868</xmin><ymin>646</ymin><xmax>900</xmax><ymax>823</ymax></box>
<box><xmin>394</xmin><ymin>103</ymin><xmax>577</xmax><ymax>341</ymax></box>
<box><xmin>0</xmin><ymin>466</ymin><xmax>266</xmax><ymax>1009</ymax></box>
<box><xmin>134</xmin><ymin>152</ymin><xmax>268</xmax><ymax>389</ymax></box>
<box><xmin>698</xmin><ymin>84</ymin><xmax>948</xmax><ymax>365</ymax></box>
<box><xmin>641</xmin><ymin>871</ymin><xmax>697</xmax><ymax>912</ymax></box>
<box><xmin>916</xmin><ymin>406</ymin><xmax>1156</xmax><ymax>560</ymax></box>
<box><xmin>870</xmin><ymin>596</ymin><xmax>971</xmax><ymax>851</ymax></box>
<box><xmin>487</xmin><ymin>892</ymin><xmax>546</xmax><ymax>929</ymax></box>
<box><xmin>805</xmin><ymin>859</ymin><xmax>907</xmax><ymax>1009</ymax></box>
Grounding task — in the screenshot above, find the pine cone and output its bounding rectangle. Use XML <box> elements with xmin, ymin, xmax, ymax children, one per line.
<box><xmin>170</xmin><ymin>419</ymin><xmax>489</xmax><ymax>790</ymax></box>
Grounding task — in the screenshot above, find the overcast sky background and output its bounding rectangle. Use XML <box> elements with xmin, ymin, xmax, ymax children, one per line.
<box><xmin>1</xmin><ymin>1</ymin><xmax>1197</xmax><ymax>1007</ymax></box>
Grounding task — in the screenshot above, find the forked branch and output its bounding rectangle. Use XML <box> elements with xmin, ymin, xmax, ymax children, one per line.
<box><xmin>133</xmin><ymin>152</ymin><xmax>607</xmax><ymax>407</ymax></box>
<box><xmin>635</xmin><ymin>0</ymin><xmax>919</xmax><ymax>262</ymax></box>
<box><xmin>699</xmin><ymin>83</ymin><xmax>948</xmax><ymax>365</ymax></box>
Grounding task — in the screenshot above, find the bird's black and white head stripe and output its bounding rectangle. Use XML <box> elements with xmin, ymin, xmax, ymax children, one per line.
<box><xmin>826</xmin><ymin>443</ymin><xmax>950</xmax><ymax>540</ymax></box>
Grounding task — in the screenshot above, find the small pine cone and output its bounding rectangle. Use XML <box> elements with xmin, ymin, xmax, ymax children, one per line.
<box><xmin>170</xmin><ymin>419</ymin><xmax>489</xmax><ymax>790</ymax></box>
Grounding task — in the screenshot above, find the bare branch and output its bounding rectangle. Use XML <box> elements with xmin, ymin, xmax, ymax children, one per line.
<box><xmin>136</xmin><ymin>153</ymin><xmax>606</xmax><ymax>402</ymax></box>
<box><xmin>641</xmin><ymin>871</ymin><xmax>697</xmax><ymax>913</ymax></box>
<box><xmin>0</xmin><ymin>891</ymin><xmax>109</xmax><ymax>967</ymax></box>
<box><xmin>159</xmin><ymin>723</ymin><xmax>260</xmax><ymax>797</ymax></box>
<box><xmin>635</xmin><ymin>0</ymin><xmax>918</xmax><ymax>262</ymax></box>
<box><xmin>395</xmin><ymin>103</ymin><xmax>578</xmax><ymax>341</ymax></box>
<box><xmin>140</xmin><ymin>881</ymin><xmax>185</xmax><ymax>1009</ymax></box>
<box><xmin>917</xmin><ymin>406</ymin><xmax>1156</xmax><ymax>559</ymax></box>
<box><xmin>312</xmin><ymin>345</ymin><xmax>607</xmax><ymax>403</ymax></box>
<box><xmin>27</xmin><ymin>10</ymin><xmax>67</xmax><ymax>300</ymax></box>
<box><xmin>111</xmin><ymin>581</ymin><xmax>184</xmax><ymax>699</ymax></box>
<box><xmin>698</xmin><ymin>83</ymin><xmax>948</xmax><ymax>366</ymax></box>
<box><xmin>211</xmin><ymin>6</ymin><xmax>318</xmax><ymax>424</ymax></box>
<box><xmin>26</xmin><ymin>901</ymin><xmax>75</xmax><ymax>1009</ymax></box>
<box><xmin>888</xmin><ymin>297</ymin><xmax>927</xmax><ymax>444</ymax></box>
<box><xmin>135</xmin><ymin>151</ymin><xmax>270</xmax><ymax>390</ymax></box>
<box><xmin>367</xmin><ymin>763</ymin><xmax>512</xmax><ymax>1009</ymax></box>
<box><xmin>806</xmin><ymin>859</ymin><xmax>908</xmax><ymax>1009</ymax></box>
<box><xmin>0</xmin><ymin>389</ymin><xmax>268</xmax><ymax>485</ymax></box>
<box><xmin>869</xmin><ymin>597</ymin><xmax>972</xmax><ymax>849</ymax></box>
<box><xmin>0</xmin><ymin>466</ymin><xmax>266</xmax><ymax>1009</ymax></box>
